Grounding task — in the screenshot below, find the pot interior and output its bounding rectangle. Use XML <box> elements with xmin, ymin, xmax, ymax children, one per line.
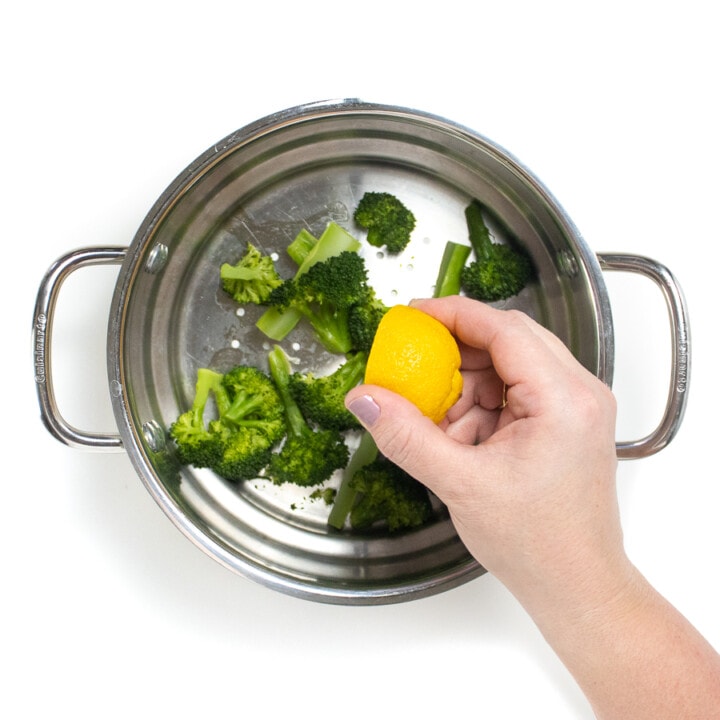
<box><xmin>109</xmin><ymin>100</ymin><xmax>612</xmax><ymax>604</ymax></box>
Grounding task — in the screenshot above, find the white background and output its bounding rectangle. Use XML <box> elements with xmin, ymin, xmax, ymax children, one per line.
<box><xmin>4</xmin><ymin>2</ymin><xmax>718</xmax><ymax>717</ymax></box>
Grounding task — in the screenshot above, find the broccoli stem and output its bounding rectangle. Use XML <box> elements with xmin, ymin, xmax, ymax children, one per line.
<box><xmin>267</xmin><ymin>345</ymin><xmax>308</xmax><ymax>438</ymax></box>
<box><xmin>219</xmin><ymin>264</ymin><xmax>263</xmax><ymax>281</ymax></box>
<box><xmin>222</xmin><ymin>392</ymin><xmax>265</xmax><ymax>426</ymax></box>
<box><xmin>190</xmin><ymin>368</ymin><xmax>225</xmax><ymax>423</ymax></box>
<box><xmin>296</xmin><ymin>222</ymin><xmax>361</xmax><ymax>274</ymax></box>
<box><xmin>433</xmin><ymin>241</ymin><xmax>472</xmax><ymax>298</ymax></box>
<box><xmin>255</xmin><ymin>306</ymin><xmax>304</xmax><ymax>342</ymax></box>
<box><xmin>333</xmin><ymin>350</ymin><xmax>368</xmax><ymax>390</ymax></box>
<box><xmin>327</xmin><ymin>431</ymin><xmax>379</xmax><ymax>530</ymax></box>
<box><xmin>287</xmin><ymin>228</ymin><xmax>318</xmax><ymax>266</ymax></box>
<box><xmin>465</xmin><ymin>200</ymin><xmax>493</xmax><ymax>259</ymax></box>
<box><xmin>256</xmin><ymin>222</ymin><xmax>361</xmax><ymax>342</ymax></box>
<box><xmin>302</xmin><ymin>305</ymin><xmax>353</xmax><ymax>355</ymax></box>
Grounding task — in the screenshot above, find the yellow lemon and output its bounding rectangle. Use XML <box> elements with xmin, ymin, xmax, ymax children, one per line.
<box><xmin>365</xmin><ymin>304</ymin><xmax>463</xmax><ymax>423</ymax></box>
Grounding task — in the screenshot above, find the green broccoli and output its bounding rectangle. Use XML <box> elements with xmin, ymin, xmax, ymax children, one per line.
<box><xmin>327</xmin><ymin>431</ymin><xmax>379</xmax><ymax>531</ymax></box>
<box><xmin>264</xmin><ymin>251</ymin><xmax>373</xmax><ymax>355</ymax></box>
<box><xmin>267</xmin><ymin>345</ymin><xmax>350</xmax><ymax>487</ymax></box>
<box><xmin>433</xmin><ymin>240</ymin><xmax>472</xmax><ymax>298</ymax></box>
<box><xmin>310</xmin><ymin>487</ymin><xmax>337</xmax><ymax>505</ymax></box>
<box><xmin>461</xmin><ymin>200</ymin><xmax>534</xmax><ymax>302</ymax></box>
<box><xmin>169</xmin><ymin>365</ymin><xmax>286</xmax><ymax>482</ymax></box>
<box><xmin>348</xmin><ymin>455</ymin><xmax>433</xmax><ymax>532</ymax></box>
<box><xmin>207</xmin><ymin>420</ymin><xmax>278</xmax><ymax>482</ymax></box>
<box><xmin>327</xmin><ymin>433</ymin><xmax>434</xmax><ymax>534</ymax></box>
<box><xmin>169</xmin><ymin>368</ymin><xmax>226</xmax><ymax>470</ymax></box>
<box><xmin>256</xmin><ymin>221</ymin><xmax>361</xmax><ymax>342</ymax></box>
<box><xmin>347</xmin><ymin>289</ymin><xmax>388</xmax><ymax>352</ymax></box>
<box><xmin>210</xmin><ymin>365</ymin><xmax>287</xmax><ymax>480</ymax></box>
<box><xmin>220</xmin><ymin>243</ymin><xmax>283</xmax><ymax>304</ymax></box>
<box><xmin>288</xmin><ymin>351</ymin><xmax>368</xmax><ymax>431</ymax></box>
<box><xmin>353</xmin><ymin>191</ymin><xmax>416</xmax><ymax>254</ymax></box>
<box><xmin>218</xmin><ymin>365</ymin><xmax>286</xmax><ymax>428</ymax></box>
<box><xmin>286</xmin><ymin>227</ymin><xmax>318</xmax><ymax>266</ymax></box>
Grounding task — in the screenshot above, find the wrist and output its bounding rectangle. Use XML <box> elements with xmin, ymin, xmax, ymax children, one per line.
<box><xmin>505</xmin><ymin>545</ymin><xmax>643</xmax><ymax>645</ymax></box>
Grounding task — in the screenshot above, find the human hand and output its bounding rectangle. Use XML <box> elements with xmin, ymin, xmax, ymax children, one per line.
<box><xmin>345</xmin><ymin>295</ymin><xmax>630</xmax><ymax>616</ymax></box>
<box><xmin>346</xmin><ymin>296</ymin><xmax>720</xmax><ymax>718</ymax></box>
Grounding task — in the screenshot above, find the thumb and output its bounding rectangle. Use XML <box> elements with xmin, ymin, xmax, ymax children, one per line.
<box><xmin>345</xmin><ymin>384</ymin><xmax>461</xmax><ymax>489</ymax></box>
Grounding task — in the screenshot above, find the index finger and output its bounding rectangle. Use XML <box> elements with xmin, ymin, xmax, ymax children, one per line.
<box><xmin>408</xmin><ymin>296</ymin><xmax>580</xmax><ymax>388</ymax></box>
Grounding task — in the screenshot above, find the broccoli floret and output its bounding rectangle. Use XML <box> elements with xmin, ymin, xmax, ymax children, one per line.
<box><xmin>267</xmin><ymin>345</ymin><xmax>350</xmax><ymax>487</ymax></box>
<box><xmin>218</xmin><ymin>365</ymin><xmax>286</xmax><ymax>433</ymax></box>
<box><xmin>211</xmin><ymin>366</ymin><xmax>287</xmax><ymax>480</ymax></box>
<box><xmin>208</xmin><ymin>420</ymin><xmax>278</xmax><ymax>482</ymax></box>
<box><xmin>169</xmin><ymin>368</ymin><xmax>225</xmax><ymax>469</ymax></box>
<box><xmin>268</xmin><ymin>432</ymin><xmax>349</xmax><ymax>488</ymax></box>
<box><xmin>288</xmin><ymin>351</ymin><xmax>368</xmax><ymax>431</ymax></box>
<box><xmin>256</xmin><ymin>221</ymin><xmax>361</xmax><ymax>342</ymax></box>
<box><xmin>347</xmin><ymin>290</ymin><xmax>389</xmax><ymax>352</ymax></box>
<box><xmin>353</xmin><ymin>191</ymin><xmax>416</xmax><ymax>254</ymax></box>
<box><xmin>349</xmin><ymin>456</ymin><xmax>433</xmax><ymax>532</ymax></box>
<box><xmin>266</xmin><ymin>251</ymin><xmax>372</xmax><ymax>355</ymax></box>
<box><xmin>220</xmin><ymin>243</ymin><xmax>283</xmax><ymax>304</ymax></box>
<box><xmin>327</xmin><ymin>434</ymin><xmax>433</xmax><ymax>533</ymax></box>
<box><xmin>460</xmin><ymin>200</ymin><xmax>534</xmax><ymax>302</ymax></box>
<box><xmin>169</xmin><ymin>365</ymin><xmax>286</xmax><ymax>482</ymax></box>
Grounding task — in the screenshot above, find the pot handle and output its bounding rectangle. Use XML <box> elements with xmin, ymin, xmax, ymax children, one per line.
<box><xmin>33</xmin><ymin>247</ymin><xmax>128</xmax><ymax>451</ymax></box>
<box><xmin>597</xmin><ymin>253</ymin><xmax>690</xmax><ymax>459</ymax></box>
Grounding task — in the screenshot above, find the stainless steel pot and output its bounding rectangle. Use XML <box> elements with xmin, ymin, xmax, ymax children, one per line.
<box><xmin>32</xmin><ymin>99</ymin><xmax>690</xmax><ymax>605</ymax></box>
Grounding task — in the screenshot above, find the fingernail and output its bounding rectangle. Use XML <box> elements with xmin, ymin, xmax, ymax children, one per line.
<box><xmin>346</xmin><ymin>394</ymin><xmax>381</xmax><ymax>427</ymax></box>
